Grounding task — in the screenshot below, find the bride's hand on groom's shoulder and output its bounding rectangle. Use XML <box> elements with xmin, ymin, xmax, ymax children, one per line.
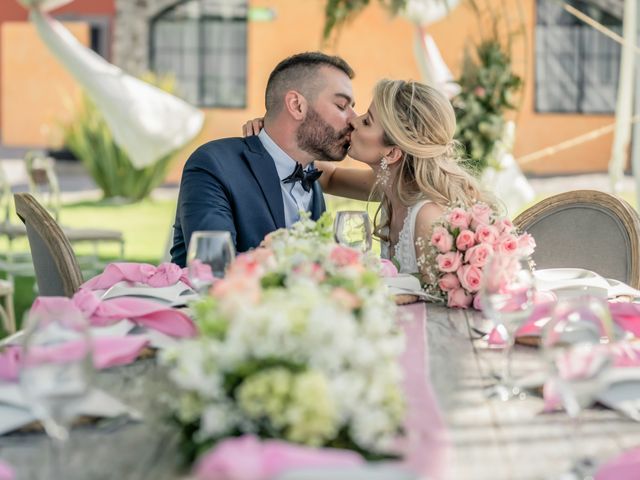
<box><xmin>242</xmin><ymin>117</ymin><xmax>264</xmax><ymax>137</ymax></box>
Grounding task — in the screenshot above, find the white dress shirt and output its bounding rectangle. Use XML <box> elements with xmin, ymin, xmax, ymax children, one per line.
<box><xmin>258</xmin><ymin>129</ymin><xmax>314</xmax><ymax>227</ymax></box>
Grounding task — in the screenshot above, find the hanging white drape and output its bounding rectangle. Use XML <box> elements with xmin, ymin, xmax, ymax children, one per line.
<box><xmin>609</xmin><ymin>0</ymin><xmax>636</xmax><ymax>193</ymax></box>
<box><xmin>19</xmin><ymin>0</ymin><xmax>204</xmax><ymax>169</ymax></box>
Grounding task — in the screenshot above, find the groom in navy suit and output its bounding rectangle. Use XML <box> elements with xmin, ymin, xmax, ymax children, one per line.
<box><xmin>170</xmin><ymin>52</ymin><xmax>356</xmax><ymax>267</ymax></box>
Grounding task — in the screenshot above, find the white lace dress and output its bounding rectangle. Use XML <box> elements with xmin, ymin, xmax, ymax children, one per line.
<box><xmin>380</xmin><ymin>199</ymin><xmax>431</xmax><ymax>274</ymax></box>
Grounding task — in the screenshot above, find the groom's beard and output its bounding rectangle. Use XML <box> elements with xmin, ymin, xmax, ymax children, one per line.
<box><xmin>297</xmin><ymin>107</ymin><xmax>351</xmax><ymax>162</ymax></box>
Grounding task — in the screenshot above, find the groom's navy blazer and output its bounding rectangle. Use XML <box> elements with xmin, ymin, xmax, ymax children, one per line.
<box><xmin>170</xmin><ymin>135</ymin><xmax>326</xmax><ymax>267</ymax></box>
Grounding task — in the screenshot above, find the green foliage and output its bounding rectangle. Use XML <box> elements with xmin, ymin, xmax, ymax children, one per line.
<box><xmin>62</xmin><ymin>73</ymin><xmax>178</xmax><ymax>201</ymax></box>
<box><xmin>323</xmin><ymin>0</ymin><xmax>408</xmax><ymax>40</ymax></box>
<box><xmin>453</xmin><ymin>39</ymin><xmax>522</xmax><ymax>175</ymax></box>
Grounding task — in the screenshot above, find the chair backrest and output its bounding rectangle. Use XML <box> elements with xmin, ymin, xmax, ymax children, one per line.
<box><xmin>513</xmin><ymin>190</ymin><xmax>640</xmax><ymax>288</ymax></box>
<box><xmin>14</xmin><ymin>193</ymin><xmax>82</xmax><ymax>297</ymax></box>
<box><xmin>24</xmin><ymin>151</ymin><xmax>61</xmax><ymax>221</ymax></box>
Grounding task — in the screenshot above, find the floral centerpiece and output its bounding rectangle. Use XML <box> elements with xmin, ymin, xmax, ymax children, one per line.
<box><xmin>419</xmin><ymin>202</ymin><xmax>535</xmax><ymax>309</ymax></box>
<box><xmin>161</xmin><ymin>213</ymin><xmax>405</xmax><ymax>466</ymax></box>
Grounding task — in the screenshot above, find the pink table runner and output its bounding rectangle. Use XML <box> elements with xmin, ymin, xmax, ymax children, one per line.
<box><xmin>397</xmin><ymin>302</ymin><xmax>451</xmax><ymax>480</ymax></box>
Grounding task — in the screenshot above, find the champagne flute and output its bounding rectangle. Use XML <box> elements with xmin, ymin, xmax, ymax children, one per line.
<box><xmin>187</xmin><ymin>230</ymin><xmax>235</xmax><ymax>293</ymax></box>
<box><xmin>542</xmin><ymin>296</ymin><xmax>616</xmax><ymax>479</ymax></box>
<box><xmin>480</xmin><ymin>252</ymin><xmax>534</xmax><ymax>400</ymax></box>
<box><xmin>333</xmin><ymin>211</ymin><xmax>372</xmax><ymax>252</ymax></box>
<box><xmin>19</xmin><ymin>306</ymin><xmax>93</xmax><ymax>478</ymax></box>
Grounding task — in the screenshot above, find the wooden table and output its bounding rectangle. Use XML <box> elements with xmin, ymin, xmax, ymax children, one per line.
<box><xmin>426</xmin><ymin>304</ymin><xmax>640</xmax><ymax>480</ymax></box>
<box><xmin>1</xmin><ymin>303</ymin><xmax>639</xmax><ymax>479</ymax></box>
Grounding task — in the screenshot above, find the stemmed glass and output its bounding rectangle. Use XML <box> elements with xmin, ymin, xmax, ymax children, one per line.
<box><xmin>480</xmin><ymin>252</ymin><xmax>534</xmax><ymax>400</ymax></box>
<box><xmin>19</xmin><ymin>306</ymin><xmax>94</xmax><ymax>478</ymax></box>
<box><xmin>187</xmin><ymin>230</ymin><xmax>235</xmax><ymax>293</ymax></box>
<box><xmin>542</xmin><ymin>296</ymin><xmax>616</xmax><ymax>479</ymax></box>
<box><xmin>333</xmin><ymin>211</ymin><xmax>373</xmax><ymax>252</ymax></box>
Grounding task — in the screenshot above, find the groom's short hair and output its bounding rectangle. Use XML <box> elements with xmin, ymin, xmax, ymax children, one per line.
<box><xmin>265</xmin><ymin>52</ymin><xmax>354</xmax><ymax>115</ymax></box>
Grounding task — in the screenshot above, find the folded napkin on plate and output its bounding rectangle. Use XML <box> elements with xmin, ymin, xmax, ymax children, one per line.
<box><xmin>0</xmin><ymin>384</ymin><xmax>141</xmax><ymax>436</ymax></box>
<box><xmin>195</xmin><ymin>435</ymin><xmax>364</xmax><ymax>480</ymax></box>
<box><xmin>32</xmin><ymin>290</ymin><xmax>197</xmax><ymax>338</ymax></box>
<box><xmin>82</xmin><ymin>261</ymin><xmax>216</xmax><ymax>291</ymax></box>
<box><xmin>534</xmin><ymin>268</ymin><xmax>640</xmax><ymax>300</ymax></box>
<box><xmin>0</xmin><ymin>336</ymin><xmax>149</xmax><ymax>381</ymax></box>
<box><xmin>595</xmin><ymin>446</ymin><xmax>640</xmax><ymax>480</ymax></box>
<box><xmin>382</xmin><ymin>275</ymin><xmax>440</xmax><ymax>302</ymax></box>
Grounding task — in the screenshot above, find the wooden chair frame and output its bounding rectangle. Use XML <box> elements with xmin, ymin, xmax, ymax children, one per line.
<box><xmin>513</xmin><ymin>189</ymin><xmax>640</xmax><ymax>288</ymax></box>
<box><xmin>14</xmin><ymin>193</ymin><xmax>83</xmax><ymax>297</ymax></box>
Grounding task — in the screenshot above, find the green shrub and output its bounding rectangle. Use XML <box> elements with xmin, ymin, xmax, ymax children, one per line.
<box><xmin>453</xmin><ymin>39</ymin><xmax>523</xmax><ymax>175</ymax></box>
<box><xmin>63</xmin><ymin>73</ymin><xmax>178</xmax><ymax>201</ymax></box>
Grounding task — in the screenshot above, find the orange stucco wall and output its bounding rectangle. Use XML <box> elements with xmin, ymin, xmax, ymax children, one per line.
<box><xmin>427</xmin><ymin>0</ymin><xmax>616</xmax><ymax>174</ymax></box>
<box><xmin>0</xmin><ymin>0</ymin><xmax>618</xmax><ymax>177</ymax></box>
<box><xmin>1</xmin><ymin>22</ymin><xmax>88</xmax><ymax>147</ymax></box>
<box><xmin>168</xmin><ymin>0</ymin><xmax>617</xmax><ymax>181</ymax></box>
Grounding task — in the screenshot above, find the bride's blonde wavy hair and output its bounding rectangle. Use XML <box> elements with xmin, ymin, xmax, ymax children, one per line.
<box><xmin>371</xmin><ymin>79</ymin><xmax>497</xmax><ymax>242</ymax></box>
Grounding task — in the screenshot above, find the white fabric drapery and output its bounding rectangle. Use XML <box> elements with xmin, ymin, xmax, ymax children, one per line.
<box><xmin>19</xmin><ymin>0</ymin><xmax>204</xmax><ymax>169</ymax></box>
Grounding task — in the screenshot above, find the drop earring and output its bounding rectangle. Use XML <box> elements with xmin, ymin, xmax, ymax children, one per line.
<box><xmin>377</xmin><ymin>157</ymin><xmax>390</xmax><ymax>187</ymax></box>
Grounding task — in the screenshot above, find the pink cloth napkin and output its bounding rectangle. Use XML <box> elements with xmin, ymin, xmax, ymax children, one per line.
<box><xmin>596</xmin><ymin>447</ymin><xmax>640</xmax><ymax>480</ymax></box>
<box><xmin>380</xmin><ymin>259</ymin><xmax>399</xmax><ymax>277</ymax></box>
<box><xmin>32</xmin><ymin>290</ymin><xmax>197</xmax><ymax>338</ymax></box>
<box><xmin>0</xmin><ymin>461</ymin><xmax>14</xmax><ymax>480</ymax></box>
<box><xmin>82</xmin><ymin>262</ymin><xmax>190</xmax><ymax>290</ymax></box>
<box><xmin>195</xmin><ymin>435</ymin><xmax>364</xmax><ymax>480</ymax></box>
<box><xmin>0</xmin><ymin>336</ymin><xmax>149</xmax><ymax>382</ymax></box>
<box><xmin>543</xmin><ymin>343</ymin><xmax>640</xmax><ymax>411</ymax></box>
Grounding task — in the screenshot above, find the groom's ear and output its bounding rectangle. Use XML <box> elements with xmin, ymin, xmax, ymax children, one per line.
<box><xmin>284</xmin><ymin>90</ymin><xmax>307</xmax><ymax>121</ymax></box>
<box><xmin>385</xmin><ymin>146</ymin><xmax>404</xmax><ymax>165</ymax></box>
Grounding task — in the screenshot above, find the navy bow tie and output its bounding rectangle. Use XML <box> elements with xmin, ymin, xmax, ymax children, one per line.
<box><xmin>282</xmin><ymin>163</ymin><xmax>322</xmax><ymax>192</ymax></box>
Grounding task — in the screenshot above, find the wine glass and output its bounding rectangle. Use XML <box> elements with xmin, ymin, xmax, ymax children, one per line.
<box><xmin>541</xmin><ymin>296</ymin><xmax>616</xmax><ymax>479</ymax></box>
<box><xmin>187</xmin><ymin>230</ymin><xmax>235</xmax><ymax>293</ymax></box>
<box><xmin>19</xmin><ymin>305</ymin><xmax>93</xmax><ymax>478</ymax></box>
<box><xmin>480</xmin><ymin>252</ymin><xmax>534</xmax><ymax>400</ymax></box>
<box><xmin>333</xmin><ymin>211</ymin><xmax>372</xmax><ymax>252</ymax></box>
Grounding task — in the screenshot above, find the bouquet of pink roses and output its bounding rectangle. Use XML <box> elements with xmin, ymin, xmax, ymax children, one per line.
<box><xmin>420</xmin><ymin>202</ymin><xmax>536</xmax><ymax>309</ymax></box>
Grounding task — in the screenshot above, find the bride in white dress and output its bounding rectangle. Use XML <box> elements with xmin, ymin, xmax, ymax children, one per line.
<box><xmin>318</xmin><ymin>80</ymin><xmax>496</xmax><ymax>278</ymax></box>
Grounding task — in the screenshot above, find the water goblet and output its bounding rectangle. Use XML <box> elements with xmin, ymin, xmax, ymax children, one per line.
<box><xmin>19</xmin><ymin>306</ymin><xmax>94</xmax><ymax>478</ymax></box>
<box><xmin>333</xmin><ymin>211</ymin><xmax>372</xmax><ymax>252</ymax></box>
<box><xmin>187</xmin><ymin>230</ymin><xmax>235</xmax><ymax>293</ymax></box>
<box><xmin>480</xmin><ymin>252</ymin><xmax>534</xmax><ymax>400</ymax></box>
<box><xmin>542</xmin><ymin>295</ymin><xmax>616</xmax><ymax>479</ymax></box>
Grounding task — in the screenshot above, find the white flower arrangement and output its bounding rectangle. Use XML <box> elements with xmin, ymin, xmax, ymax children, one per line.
<box><xmin>162</xmin><ymin>213</ymin><xmax>405</xmax><ymax>464</ymax></box>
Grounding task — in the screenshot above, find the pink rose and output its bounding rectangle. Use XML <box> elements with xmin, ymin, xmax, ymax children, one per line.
<box><xmin>430</xmin><ymin>226</ymin><xmax>453</xmax><ymax>253</ymax></box>
<box><xmin>475</xmin><ymin>225</ymin><xmax>499</xmax><ymax>245</ymax></box>
<box><xmin>436</xmin><ymin>251</ymin><xmax>463</xmax><ymax>273</ymax></box>
<box><xmin>517</xmin><ymin>233</ymin><xmax>536</xmax><ymax>256</ymax></box>
<box><xmin>464</xmin><ymin>243</ymin><xmax>493</xmax><ymax>268</ymax></box>
<box><xmin>379</xmin><ymin>259</ymin><xmax>399</xmax><ymax>277</ymax></box>
<box><xmin>446</xmin><ymin>208</ymin><xmax>472</xmax><ymax>230</ymax></box>
<box><xmin>496</xmin><ymin>234</ymin><xmax>518</xmax><ymax>255</ymax></box>
<box><xmin>438</xmin><ymin>273</ymin><xmax>460</xmax><ymax>291</ymax></box>
<box><xmin>494</xmin><ymin>218</ymin><xmax>514</xmax><ymax>234</ymax></box>
<box><xmin>472</xmin><ymin>294</ymin><xmax>483</xmax><ymax>310</ymax></box>
<box><xmin>456</xmin><ymin>264</ymin><xmax>483</xmax><ymax>292</ymax></box>
<box><xmin>470</xmin><ymin>203</ymin><xmax>493</xmax><ymax>228</ymax></box>
<box><xmin>331</xmin><ymin>287</ymin><xmax>362</xmax><ymax>310</ymax></box>
<box><xmin>455</xmin><ymin>229</ymin><xmax>476</xmax><ymax>251</ymax></box>
<box><xmin>330</xmin><ymin>245</ymin><xmax>361</xmax><ymax>267</ymax></box>
<box><xmin>447</xmin><ymin>288</ymin><xmax>473</xmax><ymax>308</ymax></box>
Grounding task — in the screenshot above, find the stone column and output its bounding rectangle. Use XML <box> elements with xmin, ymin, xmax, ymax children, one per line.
<box><xmin>112</xmin><ymin>0</ymin><xmax>177</xmax><ymax>75</ymax></box>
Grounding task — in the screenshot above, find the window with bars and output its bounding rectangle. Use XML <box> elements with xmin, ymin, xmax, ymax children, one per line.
<box><xmin>149</xmin><ymin>0</ymin><xmax>248</xmax><ymax>108</ymax></box>
<box><xmin>535</xmin><ymin>0</ymin><xmax>622</xmax><ymax>114</ymax></box>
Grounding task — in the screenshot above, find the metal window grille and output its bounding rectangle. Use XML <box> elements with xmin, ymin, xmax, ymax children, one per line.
<box><xmin>149</xmin><ymin>0</ymin><xmax>248</xmax><ymax>108</ymax></box>
<box><xmin>535</xmin><ymin>0</ymin><xmax>622</xmax><ymax>114</ymax></box>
